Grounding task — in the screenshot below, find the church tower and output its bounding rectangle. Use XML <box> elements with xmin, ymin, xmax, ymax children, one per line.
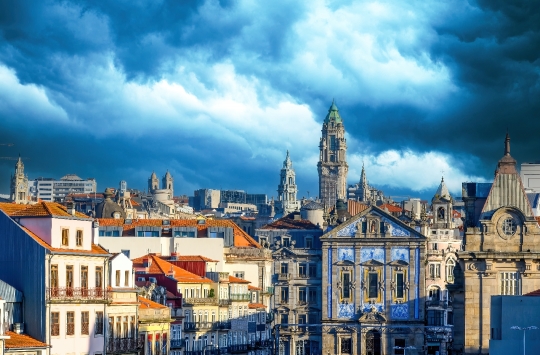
<box><xmin>148</xmin><ymin>172</ymin><xmax>159</xmax><ymax>194</ymax></box>
<box><xmin>162</xmin><ymin>171</ymin><xmax>174</xmax><ymax>197</ymax></box>
<box><xmin>357</xmin><ymin>163</ymin><xmax>369</xmax><ymax>202</ymax></box>
<box><xmin>431</xmin><ymin>176</ymin><xmax>454</xmax><ymax>229</ymax></box>
<box><xmin>10</xmin><ymin>156</ymin><xmax>29</xmax><ymax>204</ymax></box>
<box><xmin>276</xmin><ymin>151</ymin><xmax>300</xmax><ymax>215</ymax></box>
<box><xmin>317</xmin><ymin>100</ymin><xmax>348</xmax><ymax>209</ymax></box>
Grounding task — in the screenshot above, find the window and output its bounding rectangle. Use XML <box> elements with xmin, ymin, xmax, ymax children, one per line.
<box><xmin>51</xmin><ymin>312</ymin><xmax>60</xmax><ymax>336</ymax></box>
<box><xmin>446</xmin><ymin>259</ymin><xmax>456</xmax><ymax>283</ymax></box>
<box><xmin>280</xmin><ymin>287</ymin><xmax>289</xmax><ymax>303</ymax></box>
<box><xmin>95</xmin><ymin>312</ymin><xmax>104</xmax><ymax>335</ymax></box>
<box><xmin>130</xmin><ymin>316</ymin><xmax>136</xmax><ymax>337</ymax></box>
<box><xmin>66</xmin><ymin>312</ymin><xmax>75</xmax><ymax>335</ymax></box>
<box><xmin>209</xmin><ymin>232</ymin><xmax>225</xmax><ymax>238</ymax></box>
<box><xmin>298</xmin><ymin>314</ymin><xmax>306</xmax><ymax>331</ymax></box>
<box><xmin>175</xmin><ymin>231</ymin><xmax>196</xmax><ymax>238</ymax></box>
<box><xmin>502</xmin><ymin>217</ymin><xmax>517</xmax><ymax>236</ymax></box>
<box><xmin>99</xmin><ymin>230</ymin><xmax>120</xmax><ymax>237</ymax></box>
<box><xmin>309</xmin><ymin>264</ymin><xmax>317</xmax><ymax>277</ymax></box>
<box><xmin>429</xmin><ymin>287</ymin><xmax>441</xmax><ymax>300</ymax></box>
<box><xmin>125</xmin><ymin>270</ymin><xmax>130</xmax><ymax>287</ymax></box>
<box><xmin>298</xmin><ymin>264</ymin><xmax>307</xmax><ymax>277</ymax></box>
<box><xmin>500</xmin><ymin>272</ymin><xmax>520</xmax><ymax>295</ymax></box>
<box><xmin>282</xmin><ymin>237</ymin><xmax>290</xmax><ymax>247</ymax></box>
<box><xmin>437</xmin><ymin>207</ymin><xmax>445</xmax><ymax>220</ymax></box>
<box><xmin>280</xmin><ymin>314</ymin><xmax>288</xmax><ymax>325</ymax></box>
<box><xmin>395</xmin><ymin>273</ymin><xmax>405</xmax><ymax>299</ymax></box>
<box><xmin>96</xmin><ymin>267</ymin><xmax>103</xmax><ymax>288</ymax></box>
<box><xmin>305</xmin><ymin>237</ymin><xmax>313</xmax><ymax>248</ymax></box>
<box><xmin>137</xmin><ymin>231</ymin><xmax>159</xmax><ymax>237</ymax></box>
<box><xmin>81</xmin><ymin>311</ymin><xmax>89</xmax><ymax>335</ymax></box>
<box><xmin>76</xmin><ymin>230</ymin><xmax>83</xmax><ymax>246</ymax></box>
<box><xmin>298</xmin><ymin>287</ymin><xmax>306</xmax><ymax>303</ymax></box>
<box><xmin>447</xmin><ymin>311</ymin><xmax>454</xmax><ymax>325</ymax></box>
<box><xmin>341</xmin><ymin>271</ymin><xmax>351</xmax><ymax>300</ymax></box>
<box><xmin>368</xmin><ymin>273</ymin><xmax>378</xmax><ymax>299</ymax></box>
<box><xmin>330</xmin><ymin>135</ymin><xmax>336</xmax><ymax>150</ymax></box>
<box><xmin>62</xmin><ymin>228</ymin><xmax>69</xmax><ymax>246</ymax></box>
<box><xmin>340</xmin><ymin>338</ymin><xmax>351</xmax><ymax>354</ymax></box>
<box><xmin>51</xmin><ymin>265</ymin><xmax>58</xmax><ymax>288</ymax></box>
<box><xmin>280</xmin><ymin>263</ymin><xmax>289</xmax><ymax>274</ymax></box>
<box><xmin>427</xmin><ymin>310</ymin><xmax>444</xmax><ymax>326</ymax></box>
<box><xmin>308</xmin><ymin>287</ymin><xmax>317</xmax><ymax>303</ymax></box>
<box><xmin>123</xmin><ymin>316</ymin><xmax>129</xmax><ymax>338</ymax></box>
<box><xmin>234</xmin><ymin>272</ymin><xmax>244</xmax><ymax>279</ymax></box>
<box><xmin>81</xmin><ymin>266</ymin><xmax>88</xmax><ymax>288</ymax></box>
<box><xmin>66</xmin><ymin>265</ymin><xmax>74</xmax><ymax>289</ymax></box>
<box><xmin>394</xmin><ymin>339</ymin><xmax>405</xmax><ymax>355</ymax></box>
<box><xmin>116</xmin><ymin>270</ymin><xmax>121</xmax><ymax>287</ymax></box>
<box><xmin>428</xmin><ymin>263</ymin><xmax>441</xmax><ymax>279</ymax></box>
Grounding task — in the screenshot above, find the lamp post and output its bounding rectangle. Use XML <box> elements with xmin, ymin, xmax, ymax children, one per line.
<box><xmin>394</xmin><ymin>346</ymin><xmax>417</xmax><ymax>355</ymax></box>
<box><xmin>511</xmin><ymin>326</ymin><xmax>538</xmax><ymax>355</ymax></box>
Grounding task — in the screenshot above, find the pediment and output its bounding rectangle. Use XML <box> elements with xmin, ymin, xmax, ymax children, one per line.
<box><xmin>272</xmin><ymin>247</ymin><xmax>298</xmax><ymax>258</ymax></box>
<box><xmin>336</xmin><ymin>260</ymin><xmax>355</xmax><ymax>266</ymax></box>
<box><xmin>388</xmin><ymin>259</ymin><xmax>409</xmax><ymax>267</ymax></box>
<box><xmin>359</xmin><ymin>310</ymin><xmax>387</xmax><ymax>323</ymax></box>
<box><xmin>361</xmin><ymin>259</ymin><xmax>384</xmax><ymax>267</ymax></box>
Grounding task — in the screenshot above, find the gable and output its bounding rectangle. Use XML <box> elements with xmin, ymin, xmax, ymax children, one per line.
<box><xmin>481</xmin><ymin>172</ymin><xmax>534</xmax><ymax>220</ymax></box>
<box><xmin>325</xmin><ymin>206</ymin><xmax>424</xmax><ymax>239</ymax></box>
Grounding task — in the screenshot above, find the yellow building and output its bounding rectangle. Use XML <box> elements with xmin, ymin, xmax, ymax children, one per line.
<box><xmin>139</xmin><ymin>296</ymin><xmax>172</xmax><ymax>355</ymax></box>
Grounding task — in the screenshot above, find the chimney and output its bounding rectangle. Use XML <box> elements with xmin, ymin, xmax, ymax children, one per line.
<box><xmin>92</xmin><ymin>220</ymin><xmax>100</xmax><ymax>244</ymax></box>
<box><xmin>13</xmin><ymin>323</ymin><xmax>24</xmax><ymax>334</ymax></box>
<box><xmin>170</xmin><ymin>252</ymin><xmax>177</xmax><ymax>261</ymax></box>
<box><xmin>67</xmin><ymin>201</ymin><xmax>76</xmax><ymax>216</ymax></box>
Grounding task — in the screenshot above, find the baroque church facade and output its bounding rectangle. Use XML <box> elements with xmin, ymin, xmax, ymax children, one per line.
<box><xmin>320</xmin><ymin>206</ymin><xmax>426</xmax><ymax>355</ymax></box>
<box><xmin>318</xmin><ymin>101</ymin><xmax>348</xmax><ymax>209</ymax></box>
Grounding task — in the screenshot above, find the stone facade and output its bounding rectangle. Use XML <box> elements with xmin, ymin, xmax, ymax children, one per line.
<box><xmin>318</xmin><ymin>101</ymin><xmax>348</xmax><ymax>209</ymax></box>
<box><xmin>451</xmin><ymin>134</ymin><xmax>540</xmax><ymax>354</ymax></box>
<box><xmin>9</xmin><ymin>157</ymin><xmax>29</xmax><ymax>204</ymax></box>
<box><xmin>320</xmin><ymin>206</ymin><xmax>426</xmax><ymax>355</ymax></box>
<box><xmin>276</xmin><ymin>151</ymin><xmax>301</xmax><ymax>216</ymax></box>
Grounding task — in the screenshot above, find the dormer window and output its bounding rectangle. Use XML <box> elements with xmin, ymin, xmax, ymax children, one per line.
<box><xmin>113</xmin><ymin>212</ymin><xmax>121</xmax><ymax>219</ymax></box>
<box><xmin>282</xmin><ymin>237</ymin><xmax>290</xmax><ymax>247</ymax></box>
<box><xmin>61</xmin><ymin>228</ymin><xmax>69</xmax><ymax>246</ymax></box>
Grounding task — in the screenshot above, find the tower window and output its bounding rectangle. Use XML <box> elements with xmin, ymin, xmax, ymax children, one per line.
<box><xmin>330</xmin><ymin>135</ymin><xmax>336</xmax><ymax>150</ymax></box>
<box><xmin>438</xmin><ymin>207</ymin><xmax>445</xmax><ymax>220</ymax></box>
<box><xmin>330</xmin><ymin>155</ymin><xmax>335</xmax><ymax>162</ymax></box>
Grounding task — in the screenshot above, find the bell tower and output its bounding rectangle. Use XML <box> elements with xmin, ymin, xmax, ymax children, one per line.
<box><xmin>276</xmin><ymin>151</ymin><xmax>300</xmax><ymax>215</ymax></box>
<box><xmin>10</xmin><ymin>156</ymin><xmax>29</xmax><ymax>204</ymax></box>
<box><xmin>148</xmin><ymin>171</ymin><xmax>159</xmax><ymax>194</ymax></box>
<box><xmin>317</xmin><ymin>100</ymin><xmax>348</xmax><ymax>209</ymax></box>
<box><xmin>162</xmin><ymin>171</ymin><xmax>174</xmax><ymax>197</ymax></box>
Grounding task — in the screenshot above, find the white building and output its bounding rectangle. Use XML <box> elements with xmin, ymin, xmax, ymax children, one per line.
<box><xmin>29</xmin><ymin>174</ymin><xmax>97</xmax><ymax>202</ymax></box>
<box><xmin>0</xmin><ymin>201</ymin><xmax>111</xmax><ymax>355</ymax></box>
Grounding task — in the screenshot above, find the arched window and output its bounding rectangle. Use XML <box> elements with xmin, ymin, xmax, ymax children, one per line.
<box><xmin>438</xmin><ymin>207</ymin><xmax>445</xmax><ymax>220</ymax></box>
<box><xmin>446</xmin><ymin>259</ymin><xmax>456</xmax><ymax>283</ymax></box>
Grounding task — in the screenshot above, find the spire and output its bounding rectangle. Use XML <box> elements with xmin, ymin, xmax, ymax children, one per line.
<box><xmin>360</xmin><ymin>162</ymin><xmax>367</xmax><ymax>185</ymax></box>
<box><xmin>283</xmin><ymin>150</ymin><xmax>292</xmax><ymax>168</ymax></box>
<box><xmin>432</xmin><ymin>176</ymin><xmax>451</xmax><ymax>202</ymax></box>
<box><xmin>324</xmin><ymin>99</ymin><xmax>342</xmax><ymax>124</ymax></box>
<box><xmin>504</xmin><ymin>132</ymin><xmax>511</xmax><ymax>156</ymax></box>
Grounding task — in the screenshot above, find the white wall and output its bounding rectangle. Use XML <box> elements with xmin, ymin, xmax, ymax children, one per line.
<box><xmin>110</xmin><ymin>253</ymin><xmax>134</xmax><ymax>288</ymax></box>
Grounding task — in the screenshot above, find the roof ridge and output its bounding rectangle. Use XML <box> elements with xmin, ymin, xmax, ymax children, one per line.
<box><xmin>42</xmin><ymin>202</ymin><xmax>55</xmax><ymax>216</ymax></box>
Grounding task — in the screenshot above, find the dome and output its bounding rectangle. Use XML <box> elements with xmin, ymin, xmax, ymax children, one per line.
<box><xmin>301</xmin><ymin>201</ymin><xmax>323</xmax><ymax>211</ymax></box>
<box><xmin>324</xmin><ymin>100</ymin><xmax>343</xmax><ymax>124</ymax></box>
<box><xmin>95</xmin><ymin>188</ymin><xmax>125</xmax><ymax>219</ymax></box>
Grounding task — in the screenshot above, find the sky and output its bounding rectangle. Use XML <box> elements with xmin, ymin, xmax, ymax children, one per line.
<box><xmin>1</xmin><ymin>0</ymin><xmax>539</xmax><ymax>200</ymax></box>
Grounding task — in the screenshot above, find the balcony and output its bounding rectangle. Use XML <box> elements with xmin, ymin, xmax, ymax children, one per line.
<box><xmin>229</xmin><ymin>293</ymin><xmax>251</xmax><ymax>301</ymax></box>
<box><xmin>47</xmin><ymin>287</ymin><xmax>110</xmax><ymax>303</ymax></box>
<box><xmin>426</xmin><ymin>299</ymin><xmax>451</xmax><ymax>308</ymax></box>
<box><xmin>219</xmin><ymin>299</ymin><xmax>232</xmax><ymax>307</ymax></box>
<box><xmin>184</xmin><ymin>322</ymin><xmax>214</xmax><ymax>331</ymax></box>
<box><xmin>183</xmin><ymin>297</ymin><xmax>219</xmax><ymax>306</ymax></box>
<box><xmin>106</xmin><ymin>337</ymin><xmax>143</xmax><ymax>353</ymax></box>
<box><xmin>254</xmin><ymin>340</ymin><xmax>273</xmax><ymax>348</ymax></box>
<box><xmin>277</xmin><ymin>273</ymin><xmax>290</xmax><ymax>281</ymax></box>
<box><xmin>214</xmin><ymin>321</ymin><xmax>231</xmax><ymax>330</ymax></box>
<box><xmin>170</xmin><ymin>339</ymin><xmax>186</xmax><ymax>349</ymax></box>
<box><xmin>262</xmin><ymin>287</ymin><xmax>274</xmax><ymax>295</ymax></box>
<box><xmin>171</xmin><ymin>308</ymin><xmax>183</xmax><ymax>318</ymax></box>
<box><xmin>297</xmin><ymin>273</ymin><xmax>308</xmax><ymax>279</ymax></box>
<box><xmin>229</xmin><ymin>344</ymin><xmax>249</xmax><ymax>353</ymax></box>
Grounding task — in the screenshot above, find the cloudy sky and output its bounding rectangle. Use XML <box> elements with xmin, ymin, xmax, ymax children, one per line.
<box><xmin>1</xmin><ymin>0</ymin><xmax>539</xmax><ymax>200</ymax></box>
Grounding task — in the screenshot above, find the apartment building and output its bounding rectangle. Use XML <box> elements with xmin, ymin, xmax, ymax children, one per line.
<box><xmin>0</xmin><ymin>202</ymin><xmax>111</xmax><ymax>355</ymax></box>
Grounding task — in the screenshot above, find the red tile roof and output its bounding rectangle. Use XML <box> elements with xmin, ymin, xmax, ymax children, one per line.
<box><xmin>0</xmin><ymin>203</ymin><xmax>29</xmax><ymax>215</ymax></box>
<box><xmin>379</xmin><ymin>204</ymin><xmax>403</xmax><ymax>213</ymax></box>
<box><xmin>97</xmin><ymin>218</ymin><xmax>260</xmax><ymax>248</ymax></box>
<box><xmin>248</xmin><ymin>303</ymin><xmax>266</xmax><ymax>309</ymax></box>
<box><xmin>262</xmin><ymin>212</ymin><xmax>320</xmax><ymax>230</ymax></box>
<box><xmin>524</xmin><ymin>289</ymin><xmax>540</xmax><ymax>296</ymax></box>
<box><xmin>228</xmin><ymin>275</ymin><xmax>250</xmax><ymax>284</ymax></box>
<box><xmin>168</xmin><ymin>255</ymin><xmax>219</xmax><ymax>262</ymax></box>
<box><xmin>4</xmin><ymin>331</ymin><xmax>49</xmax><ymax>349</ymax></box>
<box><xmin>248</xmin><ymin>285</ymin><xmax>261</xmax><ymax>291</ymax></box>
<box><xmin>132</xmin><ymin>254</ymin><xmax>213</xmax><ymax>284</ymax></box>
<box><xmin>138</xmin><ymin>296</ymin><xmax>168</xmax><ymax>309</ymax></box>
<box><xmin>348</xmin><ymin>200</ymin><xmax>369</xmax><ymax>216</ymax></box>
<box><xmin>0</xmin><ymin>202</ymin><xmax>90</xmax><ymax>219</ymax></box>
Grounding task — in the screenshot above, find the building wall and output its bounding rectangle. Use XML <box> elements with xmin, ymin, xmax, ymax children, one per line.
<box><xmin>0</xmin><ymin>212</ymin><xmax>47</xmax><ymax>341</ymax></box>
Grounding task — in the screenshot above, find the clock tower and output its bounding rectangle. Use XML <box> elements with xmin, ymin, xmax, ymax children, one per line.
<box><xmin>10</xmin><ymin>156</ymin><xmax>29</xmax><ymax>204</ymax></box>
<box><xmin>317</xmin><ymin>100</ymin><xmax>348</xmax><ymax>209</ymax></box>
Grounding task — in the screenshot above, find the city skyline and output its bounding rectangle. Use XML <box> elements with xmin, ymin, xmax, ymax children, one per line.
<box><xmin>1</xmin><ymin>1</ymin><xmax>539</xmax><ymax>199</ymax></box>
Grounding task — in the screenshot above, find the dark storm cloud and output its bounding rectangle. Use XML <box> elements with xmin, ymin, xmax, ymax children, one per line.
<box><xmin>1</xmin><ymin>0</ymin><xmax>540</xmax><ymax>198</ymax></box>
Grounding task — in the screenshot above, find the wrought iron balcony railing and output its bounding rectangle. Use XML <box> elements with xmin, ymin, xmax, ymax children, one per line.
<box><xmin>47</xmin><ymin>287</ymin><xmax>110</xmax><ymax>302</ymax></box>
<box><xmin>170</xmin><ymin>339</ymin><xmax>186</xmax><ymax>349</ymax></box>
<box><xmin>183</xmin><ymin>297</ymin><xmax>219</xmax><ymax>306</ymax></box>
<box><xmin>107</xmin><ymin>337</ymin><xmax>144</xmax><ymax>353</ymax></box>
<box><xmin>229</xmin><ymin>344</ymin><xmax>248</xmax><ymax>353</ymax></box>
<box><xmin>229</xmin><ymin>293</ymin><xmax>251</xmax><ymax>301</ymax></box>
